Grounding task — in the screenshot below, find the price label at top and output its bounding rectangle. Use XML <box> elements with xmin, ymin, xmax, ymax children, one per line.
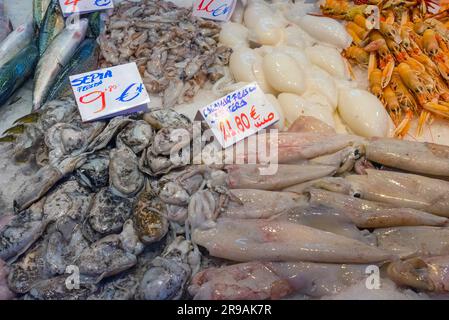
<box><xmin>200</xmin><ymin>83</ymin><xmax>279</xmax><ymax>148</ymax></box>
<box><xmin>192</xmin><ymin>0</ymin><xmax>236</xmax><ymax>22</ymax></box>
<box><xmin>70</xmin><ymin>62</ymin><xmax>150</xmax><ymax>122</ymax></box>
<box><xmin>59</xmin><ymin>0</ymin><xmax>114</xmax><ymax>16</ymax></box>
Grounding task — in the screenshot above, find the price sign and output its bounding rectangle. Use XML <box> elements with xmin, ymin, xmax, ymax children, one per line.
<box><xmin>192</xmin><ymin>0</ymin><xmax>236</xmax><ymax>22</ymax></box>
<box><xmin>59</xmin><ymin>0</ymin><xmax>114</xmax><ymax>16</ymax></box>
<box><xmin>70</xmin><ymin>62</ymin><xmax>150</xmax><ymax>122</ymax></box>
<box><xmin>200</xmin><ymin>83</ymin><xmax>279</xmax><ymax>148</ymax></box>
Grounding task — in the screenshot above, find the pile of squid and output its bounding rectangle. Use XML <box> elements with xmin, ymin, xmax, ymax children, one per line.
<box><xmin>2</xmin><ymin>95</ymin><xmax>449</xmax><ymax>299</ymax></box>
<box><xmin>321</xmin><ymin>0</ymin><xmax>449</xmax><ymax>138</ymax></box>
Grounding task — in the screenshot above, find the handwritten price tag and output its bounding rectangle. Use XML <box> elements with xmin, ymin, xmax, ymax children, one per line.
<box><xmin>200</xmin><ymin>83</ymin><xmax>279</xmax><ymax>148</ymax></box>
<box><xmin>192</xmin><ymin>0</ymin><xmax>236</xmax><ymax>22</ymax></box>
<box><xmin>70</xmin><ymin>62</ymin><xmax>150</xmax><ymax>122</ymax></box>
<box><xmin>59</xmin><ymin>0</ymin><xmax>114</xmax><ymax>16</ymax></box>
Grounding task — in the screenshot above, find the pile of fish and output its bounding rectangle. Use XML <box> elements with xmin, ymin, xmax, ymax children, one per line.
<box><xmin>98</xmin><ymin>0</ymin><xmax>232</xmax><ymax>108</ymax></box>
<box><xmin>0</xmin><ymin>0</ymin><xmax>100</xmax><ymax>111</ymax></box>
<box><xmin>1</xmin><ymin>94</ymin><xmax>449</xmax><ymax>299</ymax></box>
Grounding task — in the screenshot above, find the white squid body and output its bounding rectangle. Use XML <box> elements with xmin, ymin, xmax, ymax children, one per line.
<box><xmin>265</xmin><ymin>94</ymin><xmax>285</xmax><ymax>130</ymax></box>
<box><xmin>338</xmin><ymin>88</ymin><xmax>394</xmax><ymax>137</ymax></box>
<box><xmin>244</xmin><ymin>0</ymin><xmax>286</xmax><ymax>45</ymax></box>
<box><xmin>244</xmin><ymin>0</ymin><xmax>273</xmax><ymax>28</ymax></box>
<box><xmin>284</xmin><ymin>26</ymin><xmax>310</xmax><ymax>49</ymax></box>
<box><xmin>278</xmin><ymin>93</ymin><xmax>335</xmax><ymax>128</ymax></box>
<box><xmin>305</xmin><ymin>45</ymin><xmax>350</xmax><ymax>80</ymax></box>
<box><xmin>229</xmin><ymin>47</ymin><xmax>275</xmax><ymax>94</ymax></box>
<box><xmin>219</xmin><ymin>22</ymin><xmax>249</xmax><ymax>49</ymax></box>
<box><xmin>298</xmin><ymin>15</ymin><xmax>352</xmax><ymax>50</ymax></box>
<box><xmin>262</xmin><ymin>52</ymin><xmax>306</xmax><ymax>96</ymax></box>
<box><xmin>303</xmin><ymin>66</ymin><xmax>338</xmax><ymax>110</ymax></box>
<box><xmin>272</xmin><ymin>45</ymin><xmax>310</xmax><ymax>71</ymax></box>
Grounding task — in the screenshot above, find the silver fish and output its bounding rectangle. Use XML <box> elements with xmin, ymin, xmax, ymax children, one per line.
<box><xmin>0</xmin><ymin>20</ymin><xmax>34</xmax><ymax>68</ymax></box>
<box><xmin>33</xmin><ymin>19</ymin><xmax>88</xmax><ymax>110</ymax></box>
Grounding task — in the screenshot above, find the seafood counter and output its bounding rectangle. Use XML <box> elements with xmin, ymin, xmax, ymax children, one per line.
<box><xmin>1</xmin><ymin>0</ymin><xmax>449</xmax><ymax>300</ymax></box>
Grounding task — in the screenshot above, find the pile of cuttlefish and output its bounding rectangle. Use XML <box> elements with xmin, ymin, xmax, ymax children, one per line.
<box><xmin>2</xmin><ymin>98</ymin><xmax>449</xmax><ymax>299</ymax></box>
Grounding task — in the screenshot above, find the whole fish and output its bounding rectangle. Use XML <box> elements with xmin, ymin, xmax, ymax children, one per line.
<box><xmin>33</xmin><ymin>0</ymin><xmax>52</xmax><ymax>29</ymax></box>
<box><xmin>0</xmin><ymin>0</ymin><xmax>12</xmax><ymax>42</ymax></box>
<box><xmin>33</xmin><ymin>19</ymin><xmax>89</xmax><ymax>110</ymax></box>
<box><xmin>46</xmin><ymin>38</ymin><xmax>99</xmax><ymax>102</ymax></box>
<box><xmin>0</xmin><ymin>43</ymin><xmax>39</xmax><ymax>107</ymax></box>
<box><xmin>0</xmin><ymin>20</ymin><xmax>34</xmax><ymax>68</ymax></box>
<box><xmin>38</xmin><ymin>0</ymin><xmax>65</xmax><ymax>56</ymax></box>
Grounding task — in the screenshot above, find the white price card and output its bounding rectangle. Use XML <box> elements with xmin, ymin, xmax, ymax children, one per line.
<box><xmin>200</xmin><ymin>82</ymin><xmax>279</xmax><ymax>148</ymax></box>
<box><xmin>70</xmin><ymin>62</ymin><xmax>150</xmax><ymax>122</ymax></box>
<box><xmin>59</xmin><ymin>0</ymin><xmax>114</xmax><ymax>16</ymax></box>
<box><xmin>192</xmin><ymin>0</ymin><xmax>236</xmax><ymax>22</ymax></box>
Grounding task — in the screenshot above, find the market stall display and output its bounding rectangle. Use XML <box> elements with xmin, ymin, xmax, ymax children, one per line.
<box><xmin>1</xmin><ymin>0</ymin><xmax>449</xmax><ymax>301</ymax></box>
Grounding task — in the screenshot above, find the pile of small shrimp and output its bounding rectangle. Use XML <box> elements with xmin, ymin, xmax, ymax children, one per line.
<box><xmin>322</xmin><ymin>0</ymin><xmax>449</xmax><ymax>137</ymax></box>
<box><xmin>99</xmin><ymin>0</ymin><xmax>232</xmax><ymax>108</ymax></box>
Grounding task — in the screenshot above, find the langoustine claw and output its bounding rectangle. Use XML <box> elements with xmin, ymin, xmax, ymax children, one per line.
<box><xmin>387</xmin><ymin>256</ymin><xmax>449</xmax><ymax>292</ymax></box>
<box><xmin>193</xmin><ymin>218</ymin><xmax>394</xmax><ymax>264</ymax></box>
<box><xmin>189</xmin><ymin>261</ymin><xmax>368</xmax><ymax>300</ymax></box>
<box><xmin>365</xmin><ymin>137</ymin><xmax>449</xmax><ymax>177</ymax></box>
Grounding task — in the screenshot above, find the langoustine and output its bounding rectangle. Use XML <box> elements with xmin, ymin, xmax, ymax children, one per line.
<box><xmin>192</xmin><ymin>218</ymin><xmax>394</xmax><ymax>264</ymax></box>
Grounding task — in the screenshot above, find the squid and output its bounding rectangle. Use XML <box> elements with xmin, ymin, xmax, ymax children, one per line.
<box><xmin>287</xmin><ymin>115</ymin><xmax>336</xmax><ymax>135</ymax></box>
<box><xmin>346</xmin><ymin>169</ymin><xmax>449</xmax><ymax>217</ymax></box>
<box><xmin>222</xmin><ymin>189</ymin><xmax>374</xmax><ymax>244</ymax></box>
<box><xmin>387</xmin><ymin>255</ymin><xmax>449</xmax><ymax>293</ymax></box>
<box><xmin>222</xmin><ymin>189</ymin><xmax>308</xmax><ymax>219</ymax></box>
<box><xmin>192</xmin><ymin>218</ymin><xmax>394</xmax><ymax>264</ymax></box>
<box><xmin>276</xmin><ymin>203</ymin><xmax>376</xmax><ymax>245</ymax></box>
<box><xmin>225</xmin><ymin>164</ymin><xmax>337</xmax><ymax>190</ymax></box>
<box><xmin>231</xmin><ymin>132</ymin><xmax>366</xmax><ymax>164</ymax></box>
<box><xmin>365</xmin><ymin>137</ymin><xmax>449</xmax><ymax>177</ymax></box>
<box><xmin>188</xmin><ymin>261</ymin><xmax>367</xmax><ymax>300</ymax></box>
<box><xmin>309</xmin><ymin>189</ymin><xmax>448</xmax><ymax>228</ymax></box>
<box><xmin>374</xmin><ymin>226</ymin><xmax>449</xmax><ymax>258</ymax></box>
